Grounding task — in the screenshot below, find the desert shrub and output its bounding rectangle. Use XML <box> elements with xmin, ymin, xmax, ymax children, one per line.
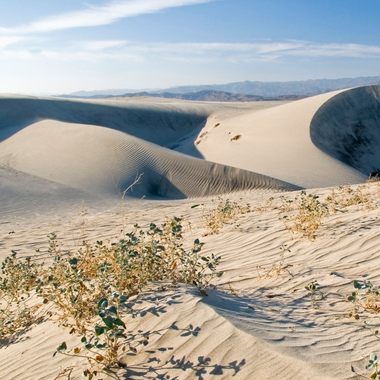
<box><xmin>347</xmin><ymin>279</ymin><xmax>380</xmax><ymax>320</ymax></box>
<box><xmin>204</xmin><ymin>198</ymin><xmax>250</xmax><ymax>235</ymax></box>
<box><xmin>0</xmin><ymin>217</ymin><xmax>222</xmax><ymax>378</ymax></box>
<box><xmin>0</xmin><ymin>253</ymin><xmax>42</xmax><ymax>339</ymax></box>
<box><xmin>285</xmin><ymin>191</ymin><xmax>329</xmax><ymax>240</ymax></box>
<box><xmin>325</xmin><ymin>185</ymin><xmax>372</xmax><ymax>212</ymax></box>
<box><xmin>280</xmin><ymin>185</ymin><xmax>374</xmax><ymax>240</ymax></box>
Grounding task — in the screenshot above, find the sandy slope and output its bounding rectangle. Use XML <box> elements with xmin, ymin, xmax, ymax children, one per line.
<box><xmin>0</xmin><ymin>184</ymin><xmax>379</xmax><ymax>379</ymax></box>
<box><xmin>187</xmin><ymin>89</ymin><xmax>374</xmax><ymax>188</ymax></box>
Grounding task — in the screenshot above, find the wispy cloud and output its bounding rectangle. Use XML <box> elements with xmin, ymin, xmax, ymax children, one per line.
<box><xmin>0</xmin><ymin>36</ymin><xmax>25</xmax><ymax>49</ymax></box>
<box><xmin>0</xmin><ymin>0</ymin><xmax>213</xmax><ymax>34</ymax></box>
<box><xmin>2</xmin><ymin>39</ymin><xmax>380</xmax><ymax>62</ymax></box>
<box><xmin>81</xmin><ymin>40</ymin><xmax>130</xmax><ymax>51</ymax></box>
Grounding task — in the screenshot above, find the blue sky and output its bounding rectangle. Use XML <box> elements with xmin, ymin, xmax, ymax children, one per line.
<box><xmin>1</xmin><ymin>0</ymin><xmax>380</xmax><ymax>93</ymax></box>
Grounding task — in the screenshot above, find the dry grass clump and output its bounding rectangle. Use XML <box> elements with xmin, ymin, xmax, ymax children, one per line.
<box><xmin>0</xmin><ymin>254</ymin><xmax>43</xmax><ymax>339</ymax></box>
<box><xmin>284</xmin><ymin>191</ymin><xmax>329</xmax><ymax>240</ymax></box>
<box><xmin>204</xmin><ymin>198</ymin><xmax>250</xmax><ymax>235</ymax></box>
<box><xmin>325</xmin><ymin>185</ymin><xmax>372</xmax><ymax>212</ymax></box>
<box><xmin>280</xmin><ymin>185</ymin><xmax>375</xmax><ymax>240</ymax></box>
<box><xmin>368</xmin><ymin>170</ymin><xmax>380</xmax><ymax>182</ymax></box>
<box><xmin>0</xmin><ymin>217</ymin><xmax>222</xmax><ymax>378</ymax></box>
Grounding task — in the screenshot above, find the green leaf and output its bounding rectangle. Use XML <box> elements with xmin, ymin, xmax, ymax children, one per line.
<box><xmin>98</xmin><ymin>298</ymin><xmax>108</xmax><ymax>310</ymax></box>
<box><xmin>69</xmin><ymin>257</ymin><xmax>78</xmax><ymax>267</ymax></box>
<box><xmin>102</xmin><ymin>316</ymin><xmax>114</xmax><ymax>329</ymax></box>
<box><xmin>54</xmin><ymin>341</ymin><xmax>67</xmax><ymax>356</ymax></box>
<box><xmin>108</xmin><ymin>306</ymin><xmax>117</xmax><ymax>315</ymax></box>
<box><xmin>114</xmin><ymin>318</ymin><xmax>126</xmax><ymax>328</ymax></box>
<box><xmin>95</xmin><ymin>325</ymin><xmax>105</xmax><ymax>336</ymax></box>
<box><xmin>353</xmin><ymin>280</ymin><xmax>367</xmax><ymax>289</ymax></box>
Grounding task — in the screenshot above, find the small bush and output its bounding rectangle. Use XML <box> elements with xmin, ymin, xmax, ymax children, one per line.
<box><xmin>284</xmin><ymin>191</ymin><xmax>329</xmax><ymax>240</ymax></box>
<box><xmin>280</xmin><ymin>185</ymin><xmax>374</xmax><ymax>240</ymax></box>
<box><xmin>204</xmin><ymin>198</ymin><xmax>250</xmax><ymax>235</ymax></box>
<box><xmin>347</xmin><ymin>279</ymin><xmax>380</xmax><ymax>320</ymax></box>
<box><xmin>325</xmin><ymin>185</ymin><xmax>372</xmax><ymax>212</ymax></box>
<box><xmin>0</xmin><ymin>253</ymin><xmax>42</xmax><ymax>339</ymax></box>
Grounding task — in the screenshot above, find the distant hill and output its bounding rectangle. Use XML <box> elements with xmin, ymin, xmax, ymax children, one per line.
<box><xmin>63</xmin><ymin>90</ymin><xmax>302</xmax><ymax>102</ymax></box>
<box><xmin>165</xmin><ymin>76</ymin><xmax>380</xmax><ymax>97</ymax></box>
<box><xmin>61</xmin><ymin>76</ymin><xmax>380</xmax><ymax>100</ymax></box>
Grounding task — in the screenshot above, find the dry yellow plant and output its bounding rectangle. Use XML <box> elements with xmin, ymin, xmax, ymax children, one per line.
<box><xmin>204</xmin><ymin>198</ymin><xmax>250</xmax><ymax>235</ymax></box>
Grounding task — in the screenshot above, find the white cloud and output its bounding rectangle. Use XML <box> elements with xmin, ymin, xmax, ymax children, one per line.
<box><xmin>0</xmin><ymin>36</ymin><xmax>24</xmax><ymax>49</ymax></box>
<box><xmin>0</xmin><ymin>0</ymin><xmax>213</xmax><ymax>34</ymax></box>
<box><xmin>2</xmin><ymin>39</ymin><xmax>380</xmax><ymax>62</ymax></box>
<box><xmin>81</xmin><ymin>40</ymin><xmax>129</xmax><ymax>51</ymax></box>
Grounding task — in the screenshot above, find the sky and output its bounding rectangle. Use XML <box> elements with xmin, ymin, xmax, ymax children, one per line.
<box><xmin>1</xmin><ymin>0</ymin><xmax>380</xmax><ymax>94</ymax></box>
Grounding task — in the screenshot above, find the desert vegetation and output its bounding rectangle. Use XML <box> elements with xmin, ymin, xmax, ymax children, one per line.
<box><xmin>279</xmin><ymin>185</ymin><xmax>375</xmax><ymax>239</ymax></box>
<box><xmin>203</xmin><ymin>198</ymin><xmax>250</xmax><ymax>235</ymax></box>
<box><xmin>347</xmin><ymin>279</ymin><xmax>380</xmax><ymax>320</ymax></box>
<box><xmin>0</xmin><ymin>217</ymin><xmax>224</xmax><ymax>378</ymax></box>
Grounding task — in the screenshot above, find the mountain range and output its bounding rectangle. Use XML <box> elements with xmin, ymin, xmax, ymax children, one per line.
<box><xmin>61</xmin><ymin>76</ymin><xmax>380</xmax><ymax>101</ymax></box>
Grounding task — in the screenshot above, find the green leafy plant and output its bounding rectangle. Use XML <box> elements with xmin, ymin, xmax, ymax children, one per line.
<box><xmin>305</xmin><ymin>280</ymin><xmax>324</xmax><ymax>306</ymax></box>
<box><xmin>367</xmin><ymin>354</ymin><xmax>380</xmax><ymax>379</ymax></box>
<box><xmin>352</xmin><ymin>353</ymin><xmax>380</xmax><ymax>380</ymax></box>
<box><xmin>347</xmin><ymin>280</ymin><xmax>380</xmax><ymax>320</ymax></box>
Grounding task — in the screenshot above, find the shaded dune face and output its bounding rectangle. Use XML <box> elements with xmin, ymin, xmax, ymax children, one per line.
<box><xmin>0</xmin><ymin>97</ymin><xmax>208</xmax><ymax>147</ymax></box>
<box><xmin>311</xmin><ymin>86</ymin><xmax>380</xmax><ymax>176</ymax></box>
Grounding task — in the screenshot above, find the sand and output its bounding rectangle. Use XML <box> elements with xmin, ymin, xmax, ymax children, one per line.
<box><xmin>0</xmin><ymin>86</ymin><xmax>379</xmax><ymax>379</ymax></box>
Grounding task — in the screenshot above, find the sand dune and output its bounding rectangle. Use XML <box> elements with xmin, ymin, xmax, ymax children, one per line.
<box><xmin>188</xmin><ymin>88</ymin><xmax>371</xmax><ymax>188</ymax></box>
<box><xmin>0</xmin><ymin>119</ymin><xmax>296</xmax><ymax>200</ymax></box>
<box><xmin>0</xmin><ymin>87</ymin><xmax>377</xmax><ymax>202</ymax></box>
<box><xmin>1</xmin><ymin>86</ymin><xmax>379</xmax><ymax>379</ymax></box>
